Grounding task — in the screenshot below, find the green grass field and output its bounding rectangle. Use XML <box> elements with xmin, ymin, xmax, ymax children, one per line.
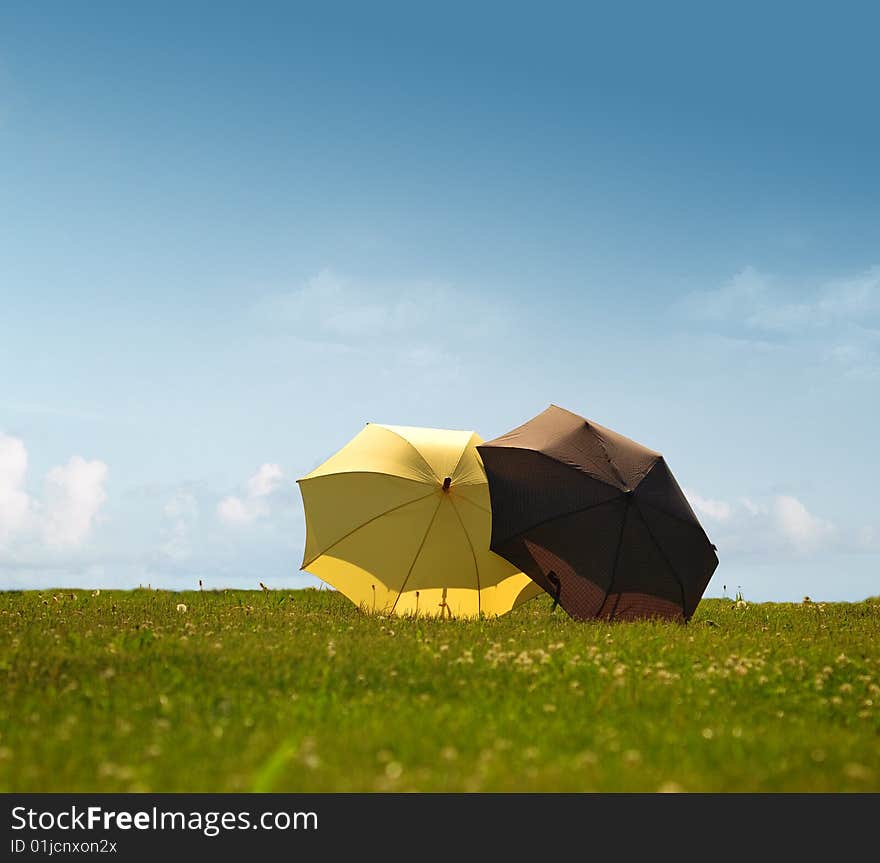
<box><xmin>1</xmin><ymin>589</ymin><xmax>878</xmax><ymax>792</ymax></box>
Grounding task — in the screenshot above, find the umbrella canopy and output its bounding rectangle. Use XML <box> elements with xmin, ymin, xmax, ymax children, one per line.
<box><xmin>298</xmin><ymin>423</ymin><xmax>542</xmax><ymax>617</ymax></box>
<box><xmin>477</xmin><ymin>405</ymin><xmax>718</xmax><ymax>621</ymax></box>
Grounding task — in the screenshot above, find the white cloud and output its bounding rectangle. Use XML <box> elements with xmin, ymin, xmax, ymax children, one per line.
<box><xmin>1</xmin><ymin>435</ymin><xmax>108</xmax><ymax>551</ymax></box>
<box><xmin>160</xmin><ymin>492</ymin><xmax>199</xmax><ymax>561</ymax></box>
<box><xmin>217</xmin><ymin>495</ymin><xmax>252</xmax><ymax>524</ymax></box>
<box><xmin>682</xmin><ymin>265</ymin><xmax>880</xmax><ymax>376</ymax></box>
<box><xmin>684</xmin><ymin>489</ymin><xmax>836</xmax><ymax>557</ymax></box>
<box><xmin>245</xmin><ymin>269</ymin><xmax>520</xmax><ymax>401</ymax></box>
<box><xmin>218</xmin><ymin>463</ymin><xmax>284</xmax><ymax>525</ymax></box>
<box><xmin>827</xmin><ymin>339</ymin><xmax>880</xmax><ymax>380</ymax></box>
<box><xmin>818</xmin><ymin>266</ymin><xmax>880</xmax><ymax>321</ymax></box>
<box><xmin>773</xmin><ymin>494</ymin><xmax>835</xmax><ymax>553</ymax></box>
<box><xmin>685</xmin><ymin>264</ymin><xmax>880</xmax><ymax>334</ymax></box>
<box><xmin>739</xmin><ymin>497</ymin><xmax>764</xmax><ymax>516</ymax></box>
<box><xmin>165</xmin><ymin>492</ymin><xmax>199</xmax><ymax>520</ymax></box>
<box><xmin>257</xmin><ymin>270</ymin><xmax>418</xmax><ymax>340</ymax></box>
<box><xmin>857</xmin><ymin>525</ymin><xmax>879</xmax><ymax>551</ymax></box>
<box><xmin>0</xmin><ymin>434</ymin><xmax>33</xmax><ymax>544</ymax></box>
<box><xmin>683</xmin><ymin>488</ymin><xmax>732</xmax><ymax>521</ymax></box>
<box><xmin>43</xmin><ymin>456</ymin><xmax>109</xmax><ymax>548</ymax></box>
<box><xmin>247</xmin><ymin>463</ymin><xmax>283</xmax><ymax>498</ymax></box>
<box><xmin>253</xmin><ymin>269</ymin><xmax>506</xmax><ymax>368</ymax></box>
<box><xmin>683</xmin><ymin>266</ymin><xmax>770</xmax><ymax>325</ymax></box>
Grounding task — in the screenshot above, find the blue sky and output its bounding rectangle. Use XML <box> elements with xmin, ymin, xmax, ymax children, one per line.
<box><xmin>1</xmin><ymin>2</ymin><xmax>878</xmax><ymax>600</ymax></box>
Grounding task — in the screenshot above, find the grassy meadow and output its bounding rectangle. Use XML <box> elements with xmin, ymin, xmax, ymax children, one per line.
<box><xmin>1</xmin><ymin>588</ymin><xmax>878</xmax><ymax>792</ymax></box>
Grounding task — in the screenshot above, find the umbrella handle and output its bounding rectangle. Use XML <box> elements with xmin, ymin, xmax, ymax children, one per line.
<box><xmin>547</xmin><ymin>571</ymin><xmax>561</xmax><ymax>612</ymax></box>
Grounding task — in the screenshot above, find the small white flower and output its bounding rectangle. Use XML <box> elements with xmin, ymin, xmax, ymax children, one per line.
<box><xmin>176</xmin><ymin>603</ymin><xmax>187</xmax><ymax>613</ymax></box>
<box><xmin>384</xmin><ymin>761</ymin><xmax>403</xmax><ymax>779</ymax></box>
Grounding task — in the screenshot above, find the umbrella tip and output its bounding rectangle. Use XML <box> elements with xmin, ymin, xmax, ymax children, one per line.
<box><xmin>442</xmin><ymin>477</ymin><xmax>452</xmax><ymax>491</ymax></box>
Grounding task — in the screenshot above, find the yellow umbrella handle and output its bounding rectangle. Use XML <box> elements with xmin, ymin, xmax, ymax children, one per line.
<box><xmin>438</xmin><ymin>587</ymin><xmax>454</xmax><ymax>620</ymax></box>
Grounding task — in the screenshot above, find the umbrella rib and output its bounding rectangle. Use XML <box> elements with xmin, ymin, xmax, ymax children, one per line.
<box><xmin>298</xmin><ymin>471</ymin><xmax>432</xmax><ymax>486</ymax></box>
<box><xmin>446</xmin><ymin>431</ymin><xmax>475</xmax><ymax>485</ymax></box>
<box><xmin>583</xmin><ymin>422</ymin><xmax>632</xmax><ymax>489</ymax></box>
<box><xmin>390</xmin><ymin>495</ymin><xmax>445</xmax><ymax>614</ymax></box>
<box><xmin>633</xmin><ymin>499</ymin><xmax>689</xmax><ymax>620</ymax></box>
<box><xmin>450</xmin><ymin>493</ymin><xmax>491</xmax><ymax>515</ymax></box>
<box><xmin>379</xmin><ymin>426</ymin><xmax>441</xmax><ymax>483</ymax></box>
<box><xmin>492</xmin><ymin>446</ymin><xmax>621</xmax><ymax>489</ymax></box>
<box><xmin>300</xmin><ymin>490</ymin><xmax>437</xmax><ymax>569</ymax></box>
<box><xmin>448</xmin><ymin>497</ymin><xmax>481</xmax><ymax>615</ymax></box>
<box><xmin>596</xmin><ymin>499</ymin><xmax>630</xmax><ymax>619</ymax></box>
<box><xmin>498</xmin><ymin>495</ymin><xmax>622</xmax><ymax>545</ymax></box>
<box><xmin>638</xmin><ymin>498</ymin><xmax>713</xmax><ymax>545</ymax></box>
<box><xmin>580</xmin><ymin>419</ymin><xmax>661</xmax><ymax>492</ymax></box>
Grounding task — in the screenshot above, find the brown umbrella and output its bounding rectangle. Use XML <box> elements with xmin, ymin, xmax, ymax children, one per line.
<box><xmin>477</xmin><ymin>405</ymin><xmax>718</xmax><ymax>621</ymax></box>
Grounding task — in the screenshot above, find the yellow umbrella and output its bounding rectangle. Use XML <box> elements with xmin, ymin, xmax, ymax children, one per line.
<box><xmin>297</xmin><ymin>423</ymin><xmax>541</xmax><ymax>617</ymax></box>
